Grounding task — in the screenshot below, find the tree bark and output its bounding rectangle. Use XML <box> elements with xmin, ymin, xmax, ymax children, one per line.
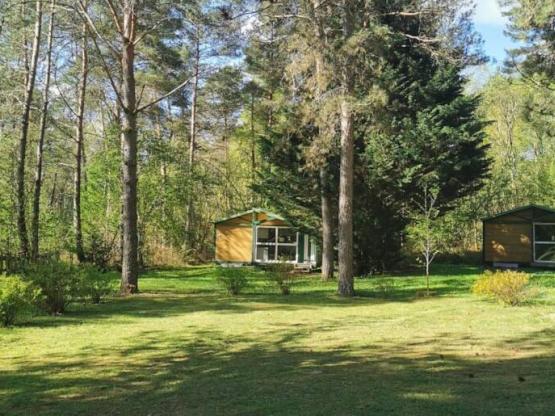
<box><xmin>74</xmin><ymin>23</ymin><xmax>88</xmax><ymax>263</ymax></box>
<box><xmin>17</xmin><ymin>0</ymin><xmax>43</xmax><ymax>259</ymax></box>
<box><xmin>31</xmin><ymin>0</ymin><xmax>55</xmax><ymax>261</ymax></box>
<box><xmin>311</xmin><ymin>2</ymin><xmax>334</xmax><ymax>281</ymax></box>
<box><xmin>320</xmin><ymin>167</ymin><xmax>334</xmax><ymax>280</ymax></box>
<box><xmin>120</xmin><ymin>3</ymin><xmax>139</xmax><ymax>293</ymax></box>
<box><xmin>185</xmin><ymin>33</ymin><xmax>200</xmax><ymax>251</ymax></box>
<box><xmin>337</xmin><ymin>0</ymin><xmax>354</xmax><ymax>296</ymax></box>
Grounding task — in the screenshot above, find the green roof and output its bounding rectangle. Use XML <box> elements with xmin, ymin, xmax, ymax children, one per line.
<box><xmin>214</xmin><ymin>208</ymin><xmax>286</xmax><ymax>224</ymax></box>
<box><xmin>482</xmin><ymin>204</ymin><xmax>555</xmax><ymax>222</ymax></box>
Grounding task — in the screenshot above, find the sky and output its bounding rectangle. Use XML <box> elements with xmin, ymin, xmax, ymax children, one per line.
<box><xmin>473</xmin><ymin>0</ymin><xmax>517</xmax><ymax>66</ymax></box>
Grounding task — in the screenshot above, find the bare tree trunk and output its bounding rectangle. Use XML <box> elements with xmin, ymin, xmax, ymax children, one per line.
<box><xmin>74</xmin><ymin>23</ymin><xmax>88</xmax><ymax>263</ymax></box>
<box><xmin>31</xmin><ymin>0</ymin><xmax>55</xmax><ymax>260</ymax></box>
<box><xmin>120</xmin><ymin>3</ymin><xmax>139</xmax><ymax>293</ymax></box>
<box><xmin>250</xmin><ymin>90</ymin><xmax>256</xmax><ymax>205</ymax></box>
<box><xmin>311</xmin><ymin>4</ymin><xmax>334</xmax><ymax>280</ymax></box>
<box><xmin>16</xmin><ymin>0</ymin><xmax>42</xmax><ymax>259</ymax></box>
<box><xmin>320</xmin><ymin>167</ymin><xmax>334</xmax><ymax>280</ymax></box>
<box><xmin>337</xmin><ymin>0</ymin><xmax>354</xmax><ymax>297</ymax></box>
<box><xmin>185</xmin><ymin>33</ymin><xmax>200</xmax><ymax>251</ymax></box>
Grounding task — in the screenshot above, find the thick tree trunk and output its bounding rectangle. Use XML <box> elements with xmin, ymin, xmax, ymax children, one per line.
<box><xmin>74</xmin><ymin>24</ymin><xmax>88</xmax><ymax>263</ymax></box>
<box><xmin>16</xmin><ymin>0</ymin><xmax>42</xmax><ymax>259</ymax></box>
<box><xmin>31</xmin><ymin>0</ymin><xmax>55</xmax><ymax>260</ymax></box>
<box><xmin>120</xmin><ymin>4</ymin><xmax>139</xmax><ymax>294</ymax></box>
<box><xmin>185</xmin><ymin>34</ymin><xmax>200</xmax><ymax>251</ymax></box>
<box><xmin>320</xmin><ymin>167</ymin><xmax>334</xmax><ymax>280</ymax></box>
<box><xmin>337</xmin><ymin>0</ymin><xmax>354</xmax><ymax>297</ymax></box>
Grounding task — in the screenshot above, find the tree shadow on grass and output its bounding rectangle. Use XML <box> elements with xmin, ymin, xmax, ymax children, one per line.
<box><xmin>2</xmin><ymin>326</ymin><xmax>554</xmax><ymax>416</ymax></box>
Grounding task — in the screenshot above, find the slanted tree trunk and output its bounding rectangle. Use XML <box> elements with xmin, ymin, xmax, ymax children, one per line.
<box><xmin>74</xmin><ymin>23</ymin><xmax>88</xmax><ymax>263</ymax></box>
<box><xmin>185</xmin><ymin>33</ymin><xmax>200</xmax><ymax>251</ymax></box>
<box><xmin>31</xmin><ymin>0</ymin><xmax>55</xmax><ymax>261</ymax></box>
<box><xmin>120</xmin><ymin>3</ymin><xmax>139</xmax><ymax>293</ymax></box>
<box><xmin>16</xmin><ymin>0</ymin><xmax>43</xmax><ymax>259</ymax></box>
<box><xmin>337</xmin><ymin>0</ymin><xmax>354</xmax><ymax>297</ymax></box>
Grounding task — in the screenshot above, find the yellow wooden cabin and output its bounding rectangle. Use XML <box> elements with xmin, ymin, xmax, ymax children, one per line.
<box><xmin>483</xmin><ymin>205</ymin><xmax>555</xmax><ymax>266</ymax></box>
<box><xmin>214</xmin><ymin>209</ymin><xmax>318</xmax><ymax>267</ymax></box>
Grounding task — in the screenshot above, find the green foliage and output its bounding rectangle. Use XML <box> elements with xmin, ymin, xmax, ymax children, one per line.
<box><xmin>472</xmin><ymin>270</ymin><xmax>537</xmax><ymax>306</ymax></box>
<box><xmin>216</xmin><ymin>267</ymin><xmax>248</xmax><ymax>295</ymax></box>
<box><xmin>266</xmin><ymin>262</ymin><xmax>295</xmax><ymax>295</ymax></box>
<box><xmin>0</xmin><ymin>276</ymin><xmax>39</xmax><ymax>327</ymax></box>
<box><xmin>23</xmin><ymin>261</ymin><xmax>81</xmax><ymax>314</ymax></box>
<box><xmin>78</xmin><ymin>266</ymin><xmax>116</xmax><ymax>304</ymax></box>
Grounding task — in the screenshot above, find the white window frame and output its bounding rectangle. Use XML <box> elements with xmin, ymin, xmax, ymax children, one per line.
<box><xmin>533</xmin><ymin>222</ymin><xmax>555</xmax><ymax>263</ymax></box>
<box><xmin>255</xmin><ymin>226</ymin><xmax>298</xmax><ymax>263</ymax></box>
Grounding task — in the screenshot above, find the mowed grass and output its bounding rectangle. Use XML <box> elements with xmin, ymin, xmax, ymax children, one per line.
<box><xmin>1</xmin><ymin>264</ymin><xmax>555</xmax><ymax>416</ymax></box>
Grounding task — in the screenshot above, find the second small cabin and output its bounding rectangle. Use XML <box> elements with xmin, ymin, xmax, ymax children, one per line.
<box><xmin>483</xmin><ymin>204</ymin><xmax>555</xmax><ymax>266</ymax></box>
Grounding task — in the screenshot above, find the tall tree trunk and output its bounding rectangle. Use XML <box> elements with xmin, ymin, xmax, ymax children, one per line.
<box><xmin>337</xmin><ymin>0</ymin><xmax>354</xmax><ymax>296</ymax></box>
<box><xmin>120</xmin><ymin>3</ymin><xmax>139</xmax><ymax>293</ymax></box>
<box><xmin>74</xmin><ymin>23</ymin><xmax>88</xmax><ymax>263</ymax></box>
<box><xmin>31</xmin><ymin>0</ymin><xmax>55</xmax><ymax>261</ymax></box>
<box><xmin>320</xmin><ymin>167</ymin><xmax>334</xmax><ymax>280</ymax></box>
<box><xmin>185</xmin><ymin>33</ymin><xmax>200</xmax><ymax>251</ymax></box>
<box><xmin>250</xmin><ymin>90</ymin><xmax>256</xmax><ymax>205</ymax></box>
<box><xmin>311</xmin><ymin>2</ymin><xmax>334</xmax><ymax>280</ymax></box>
<box><xmin>16</xmin><ymin>0</ymin><xmax>42</xmax><ymax>259</ymax></box>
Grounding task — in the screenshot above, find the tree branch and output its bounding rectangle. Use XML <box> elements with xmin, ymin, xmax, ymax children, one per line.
<box><xmin>136</xmin><ymin>77</ymin><xmax>193</xmax><ymax>113</ymax></box>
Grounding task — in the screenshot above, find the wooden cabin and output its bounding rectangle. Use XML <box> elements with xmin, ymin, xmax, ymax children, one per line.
<box><xmin>214</xmin><ymin>209</ymin><xmax>318</xmax><ymax>267</ymax></box>
<box><xmin>483</xmin><ymin>205</ymin><xmax>555</xmax><ymax>266</ymax></box>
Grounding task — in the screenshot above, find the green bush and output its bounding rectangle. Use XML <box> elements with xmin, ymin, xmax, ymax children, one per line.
<box><xmin>0</xmin><ymin>276</ymin><xmax>39</xmax><ymax>327</ymax></box>
<box><xmin>266</xmin><ymin>262</ymin><xmax>295</xmax><ymax>295</ymax></box>
<box><xmin>472</xmin><ymin>270</ymin><xmax>536</xmax><ymax>306</ymax></box>
<box><xmin>79</xmin><ymin>265</ymin><xmax>116</xmax><ymax>304</ymax></box>
<box><xmin>23</xmin><ymin>261</ymin><xmax>81</xmax><ymax>314</ymax></box>
<box><xmin>217</xmin><ymin>267</ymin><xmax>248</xmax><ymax>295</ymax></box>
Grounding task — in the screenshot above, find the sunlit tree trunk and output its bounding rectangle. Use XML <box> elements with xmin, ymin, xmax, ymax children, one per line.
<box><xmin>74</xmin><ymin>23</ymin><xmax>88</xmax><ymax>263</ymax></box>
<box><xmin>337</xmin><ymin>0</ymin><xmax>354</xmax><ymax>296</ymax></box>
<box><xmin>120</xmin><ymin>2</ymin><xmax>139</xmax><ymax>293</ymax></box>
<box><xmin>16</xmin><ymin>0</ymin><xmax>42</xmax><ymax>259</ymax></box>
<box><xmin>31</xmin><ymin>0</ymin><xmax>55</xmax><ymax>260</ymax></box>
<box><xmin>185</xmin><ymin>33</ymin><xmax>200</xmax><ymax>251</ymax></box>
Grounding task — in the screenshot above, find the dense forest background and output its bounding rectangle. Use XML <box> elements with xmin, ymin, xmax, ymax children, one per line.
<box><xmin>0</xmin><ymin>0</ymin><xmax>553</xmax><ymax>291</ymax></box>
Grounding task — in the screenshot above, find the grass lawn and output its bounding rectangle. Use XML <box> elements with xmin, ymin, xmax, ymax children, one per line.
<box><xmin>1</xmin><ymin>264</ymin><xmax>555</xmax><ymax>415</ymax></box>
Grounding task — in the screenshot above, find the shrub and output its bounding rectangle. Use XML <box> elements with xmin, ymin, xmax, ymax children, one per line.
<box><xmin>0</xmin><ymin>276</ymin><xmax>39</xmax><ymax>327</ymax></box>
<box><xmin>23</xmin><ymin>261</ymin><xmax>81</xmax><ymax>314</ymax></box>
<box><xmin>472</xmin><ymin>270</ymin><xmax>535</xmax><ymax>306</ymax></box>
<box><xmin>85</xmin><ymin>232</ymin><xmax>115</xmax><ymax>271</ymax></box>
<box><xmin>79</xmin><ymin>265</ymin><xmax>116</xmax><ymax>304</ymax></box>
<box><xmin>217</xmin><ymin>267</ymin><xmax>248</xmax><ymax>295</ymax></box>
<box><xmin>267</xmin><ymin>262</ymin><xmax>295</xmax><ymax>295</ymax></box>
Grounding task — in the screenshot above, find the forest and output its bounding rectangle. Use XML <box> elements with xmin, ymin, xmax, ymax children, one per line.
<box><xmin>0</xmin><ymin>0</ymin><xmax>554</xmax><ymax>296</ymax></box>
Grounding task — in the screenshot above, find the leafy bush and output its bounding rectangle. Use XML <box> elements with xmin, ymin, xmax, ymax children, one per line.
<box><xmin>217</xmin><ymin>267</ymin><xmax>248</xmax><ymax>295</ymax></box>
<box><xmin>0</xmin><ymin>276</ymin><xmax>39</xmax><ymax>326</ymax></box>
<box><xmin>472</xmin><ymin>270</ymin><xmax>536</xmax><ymax>306</ymax></box>
<box><xmin>85</xmin><ymin>232</ymin><xmax>115</xmax><ymax>271</ymax></box>
<box><xmin>23</xmin><ymin>261</ymin><xmax>81</xmax><ymax>314</ymax></box>
<box><xmin>79</xmin><ymin>265</ymin><xmax>116</xmax><ymax>304</ymax></box>
<box><xmin>266</xmin><ymin>262</ymin><xmax>295</xmax><ymax>295</ymax></box>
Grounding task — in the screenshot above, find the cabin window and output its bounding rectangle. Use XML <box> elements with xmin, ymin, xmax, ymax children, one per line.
<box><xmin>534</xmin><ymin>223</ymin><xmax>555</xmax><ymax>263</ymax></box>
<box><xmin>255</xmin><ymin>227</ymin><xmax>297</xmax><ymax>262</ymax></box>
